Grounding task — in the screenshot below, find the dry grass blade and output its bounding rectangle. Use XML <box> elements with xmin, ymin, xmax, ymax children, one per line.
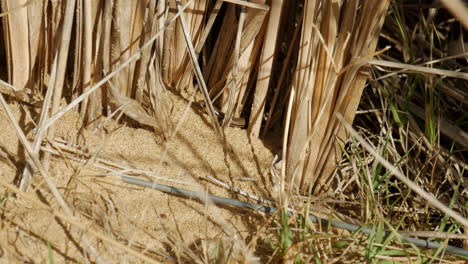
<box><xmin>0</xmin><ymin>93</ymin><xmax>103</xmax><ymax>262</ymax></box>
<box><xmin>19</xmin><ymin>55</ymin><xmax>59</xmax><ymax>191</ymax></box>
<box><xmin>249</xmin><ymin>0</ymin><xmax>283</xmax><ymax>137</ymax></box>
<box><xmin>0</xmin><ymin>178</ymin><xmax>160</xmax><ymax>264</ymax></box>
<box><xmin>176</xmin><ymin>0</ymin><xmax>223</xmax><ymax>136</ymax></box>
<box><xmin>368</xmin><ymin>59</ymin><xmax>468</xmax><ymax>80</ymax></box>
<box><xmin>177</xmin><ymin>0</ymin><xmax>224</xmax><ymax>90</ymax></box>
<box><xmin>337</xmin><ymin>112</ymin><xmax>468</xmax><ymax>228</ymax></box>
<box><xmin>439</xmin><ymin>0</ymin><xmax>468</xmax><ymax>29</ymax></box>
<box><xmin>222</xmin><ymin>0</ymin><xmax>269</xmax><ymax>11</ymax></box>
<box><xmin>281</xmin><ymin>85</ymin><xmax>295</xmax><ymax>208</ymax></box>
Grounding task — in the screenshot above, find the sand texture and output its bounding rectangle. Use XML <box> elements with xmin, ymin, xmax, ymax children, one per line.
<box><xmin>0</xmin><ymin>92</ymin><xmax>277</xmax><ymax>262</ymax></box>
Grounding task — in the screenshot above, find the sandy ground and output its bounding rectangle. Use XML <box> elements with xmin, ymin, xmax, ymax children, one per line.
<box><xmin>0</xmin><ymin>93</ymin><xmax>277</xmax><ymax>262</ymax></box>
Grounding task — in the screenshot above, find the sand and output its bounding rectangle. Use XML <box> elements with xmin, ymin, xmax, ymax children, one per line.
<box><xmin>0</xmin><ymin>92</ymin><xmax>277</xmax><ymax>262</ymax></box>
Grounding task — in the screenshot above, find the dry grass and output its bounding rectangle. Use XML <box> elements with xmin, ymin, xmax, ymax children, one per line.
<box><xmin>0</xmin><ymin>0</ymin><xmax>467</xmax><ymax>262</ymax></box>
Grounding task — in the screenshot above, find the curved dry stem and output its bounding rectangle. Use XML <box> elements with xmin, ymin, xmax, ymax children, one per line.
<box><xmin>337</xmin><ymin>112</ymin><xmax>468</xmax><ymax>228</ymax></box>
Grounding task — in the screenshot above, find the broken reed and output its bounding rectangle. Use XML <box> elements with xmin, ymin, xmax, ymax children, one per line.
<box><xmin>0</xmin><ymin>0</ymin><xmax>389</xmax><ymax>194</ymax></box>
<box><xmin>285</xmin><ymin>1</ymin><xmax>390</xmax><ymax>193</ymax></box>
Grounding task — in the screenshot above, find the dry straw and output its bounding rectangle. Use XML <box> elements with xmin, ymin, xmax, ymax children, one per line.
<box><xmin>284</xmin><ymin>1</ymin><xmax>390</xmax><ymax>193</ymax></box>
<box><xmin>0</xmin><ymin>0</ymin><xmax>395</xmax><ymax>199</ymax></box>
<box><xmin>2</xmin><ymin>0</ymin><xmax>466</xmax><ymax>261</ymax></box>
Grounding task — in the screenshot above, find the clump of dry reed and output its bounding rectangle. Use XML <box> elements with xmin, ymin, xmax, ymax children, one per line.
<box><xmin>1</xmin><ymin>0</ymin><xmax>467</xmax><ymax>262</ymax></box>
<box><xmin>282</xmin><ymin>1</ymin><xmax>390</xmax><ymax>195</ymax></box>
<box><xmin>0</xmin><ymin>0</ymin><xmax>391</xmax><ymax>195</ymax></box>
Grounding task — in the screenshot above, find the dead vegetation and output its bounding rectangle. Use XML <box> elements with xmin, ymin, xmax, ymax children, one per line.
<box><xmin>0</xmin><ymin>0</ymin><xmax>467</xmax><ymax>262</ymax></box>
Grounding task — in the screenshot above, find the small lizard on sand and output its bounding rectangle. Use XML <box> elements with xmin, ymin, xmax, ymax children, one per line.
<box><xmin>105</xmin><ymin>77</ymin><xmax>164</xmax><ymax>135</ymax></box>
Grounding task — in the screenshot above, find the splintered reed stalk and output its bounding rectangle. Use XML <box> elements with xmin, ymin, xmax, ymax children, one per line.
<box><xmin>2</xmin><ymin>0</ymin><xmax>30</xmax><ymax>89</ymax></box>
<box><xmin>248</xmin><ymin>0</ymin><xmax>283</xmax><ymax>137</ymax></box>
<box><xmin>285</xmin><ymin>1</ymin><xmax>390</xmax><ymax>193</ymax></box>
